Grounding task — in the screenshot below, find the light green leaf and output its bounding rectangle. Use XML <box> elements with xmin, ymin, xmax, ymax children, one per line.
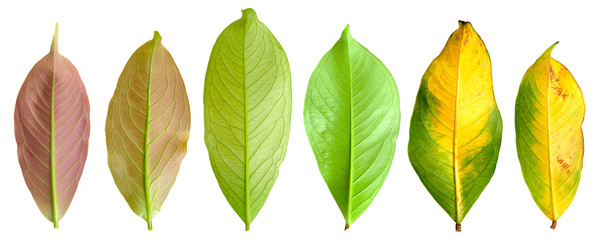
<box><xmin>204</xmin><ymin>8</ymin><xmax>292</xmax><ymax>231</ymax></box>
<box><xmin>303</xmin><ymin>26</ymin><xmax>400</xmax><ymax>230</ymax></box>
<box><xmin>106</xmin><ymin>32</ymin><xmax>191</xmax><ymax>230</ymax></box>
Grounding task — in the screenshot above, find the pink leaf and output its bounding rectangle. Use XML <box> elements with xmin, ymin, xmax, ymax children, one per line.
<box><xmin>14</xmin><ymin>24</ymin><xmax>90</xmax><ymax>228</ymax></box>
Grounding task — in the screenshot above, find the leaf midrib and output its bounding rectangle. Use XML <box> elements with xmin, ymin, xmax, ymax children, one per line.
<box><xmin>242</xmin><ymin>19</ymin><xmax>250</xmax><ymax>231</ymax></box>
<box><xmin>452</xmin><ymin>28</ymin><xmax>464</xmax><ymax>224</ymax></box>
<box><xmin>143</xmin><ymin>36</ymin><xmax>159</xmax><ymax>231</ymax></box>
<box><xmin>50</xmin><ymin>36</ymin><xmax>58</xmax><ymax>229</ymax></box>
<box><xmin>545</xmin><ymin>61</ymin><xmax>557</xmax><ymax>220</ymax></box>
<box><xmin>343</xmin><ymin>31</ymin><xmax>354</xmax><ymax>227</ymax></box>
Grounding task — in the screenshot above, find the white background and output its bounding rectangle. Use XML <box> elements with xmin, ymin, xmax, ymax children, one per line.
<box><xmin>0</xmin><ymin>0</ymin><xmax>597</xmax><ymax>239</ymax></box>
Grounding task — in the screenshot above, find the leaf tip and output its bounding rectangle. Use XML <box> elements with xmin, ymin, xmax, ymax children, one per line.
<box><xmin>458</xmin><ymin>20</ymin><xmax>475</xmax><ymax>33</ymax></box>
<box><xmin>343</xmin><ymin>24</ymin><xmax>351</xmax><ymax>34</ymax></box>
<box><xmin>550</xmin><ymin>220</ymin><xmax>557</xmax><ymax>229</ymax></box>
<box><xmin>542</xmin><ymin>41</ymin><xmax>559</xmax><ymax>58</ymax></box>
<box><xmin>51</xmin><ymin>23</ymin><xmax>59</xmax><ymax>53</ymax></box>
<box><xmin>152</xmin><ymin>31</ymin><xmax>162</xmax><ymax>43</ymax></box>
<box><xmin>341</xmin><ymin>24</ymin><xmax>352</xmax><ymax>41</ymax></box>
<box><xmin>241</xmin><ymin>8</ymin><xmax>257</xmax><ymax>21</ymax></box>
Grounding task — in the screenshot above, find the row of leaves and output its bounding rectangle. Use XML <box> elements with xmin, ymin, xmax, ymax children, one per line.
<box><xmin>14</xmin><ymin>8</ymin><xmax>584</xmax><ymax>231</ymax></box>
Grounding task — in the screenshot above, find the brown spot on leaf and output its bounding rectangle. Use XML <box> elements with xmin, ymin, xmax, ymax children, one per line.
<box><xmin>551</xmin><ymin>78</ymin><xmax>563</xmax><ymax>96</ymax></box>
<box><xmin>549</xmin><ymin>67</ymin><xmax>555</xmax><ymax>80</ymax></box>
<box><xmin>557</xmin><ymin>156</ymin><xmax>571</xmax><ymax>173</ymax></box>
<box><xmin>548</xmin><ymin>67</ymin><xmax>564</xmax><ymax>96</ymax></box>
<box><xmin>552</xmin><ymin>85</ymin><xmax>563</xmax><ymax>96</ymax></box>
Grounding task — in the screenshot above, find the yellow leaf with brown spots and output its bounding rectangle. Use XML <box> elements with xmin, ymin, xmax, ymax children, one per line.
<box><xmin>515</xmin><ymin>42</ymin><xmax>585</xmax><ymax>229</ymax></box>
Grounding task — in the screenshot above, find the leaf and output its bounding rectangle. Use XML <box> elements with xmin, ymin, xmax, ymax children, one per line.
<box><xmin>106</xmin><ymin>31</ymin><xmax>191</xmax><ymax>230</ymax></box>
<box><xmin>407</xmin><ymin>21</ymin><xmax>502</xmax><ymax>231</ymax></box>
<box><xmin>14</xmin><ymin>24</ymin><xmax>90</xmax><ymax>228</ymax></box>
<box><xmin>515</xmin><ymin>42</ymin><xmax>584</xmax><ymax>229</ymax></box>
<box><xmin>303</xmin><ymin>26</ymin><xmax>400</xmax><ymax>230</ymax></box>
<box><xmin>204</xmin><ymin>8</ymin><xmax>292</xmax><ymax>231</ymax></box>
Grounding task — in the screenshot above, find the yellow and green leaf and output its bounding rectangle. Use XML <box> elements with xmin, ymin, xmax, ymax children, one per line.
<box><xmin>515</xmin><ymin>42</ymin><xmax>584</xmax><ymax>229</ymax></box>
<box><xmin>408</xmin><ymin>21</ymin><xmax>502</xmax><ymax>231</ymax></box>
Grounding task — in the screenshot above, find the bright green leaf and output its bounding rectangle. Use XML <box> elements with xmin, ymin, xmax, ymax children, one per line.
<box><xmin>303</xmin><ymin>26</ymin><xmax>400</xmax><ymax>230</ymax></box>
<box><xmin>204</xmin><ymin>8</ymin><xmax>292</xmax><ymax>231</ymax></box>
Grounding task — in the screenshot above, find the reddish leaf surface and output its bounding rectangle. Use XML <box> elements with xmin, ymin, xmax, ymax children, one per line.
<box><xmin>14</xmin><ymin>24</ymin><xmax>90</xmax><ymax>228</ymax></box>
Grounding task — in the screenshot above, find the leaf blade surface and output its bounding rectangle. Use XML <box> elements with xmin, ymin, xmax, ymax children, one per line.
<box><xmin>15</xmin><ymin>24</ymin><xmax>91</xmax><ymax>228</ymax></box>
<box><xmin>407</xmin><ymin>21</ymin><xmax>502</xmax><ymax>231</ymax></box>
<box><xmin>204</xmin><ymin>8</ymin><xmax>292</xmax><ymax>230</ymax></box>
<box><xmin>106</xmin><ymin>32</ymin><xmax>191</xmax><ymax>230</ymax></box>
<box><xmin>515</xmin><ymin>42</ymin><xmax>584</xmax><ymax>229</ymax></box>
<box><xmin>303</xmin><ymin>26</ymin><xmax>400</xmax><ymax>229</ymax></box>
